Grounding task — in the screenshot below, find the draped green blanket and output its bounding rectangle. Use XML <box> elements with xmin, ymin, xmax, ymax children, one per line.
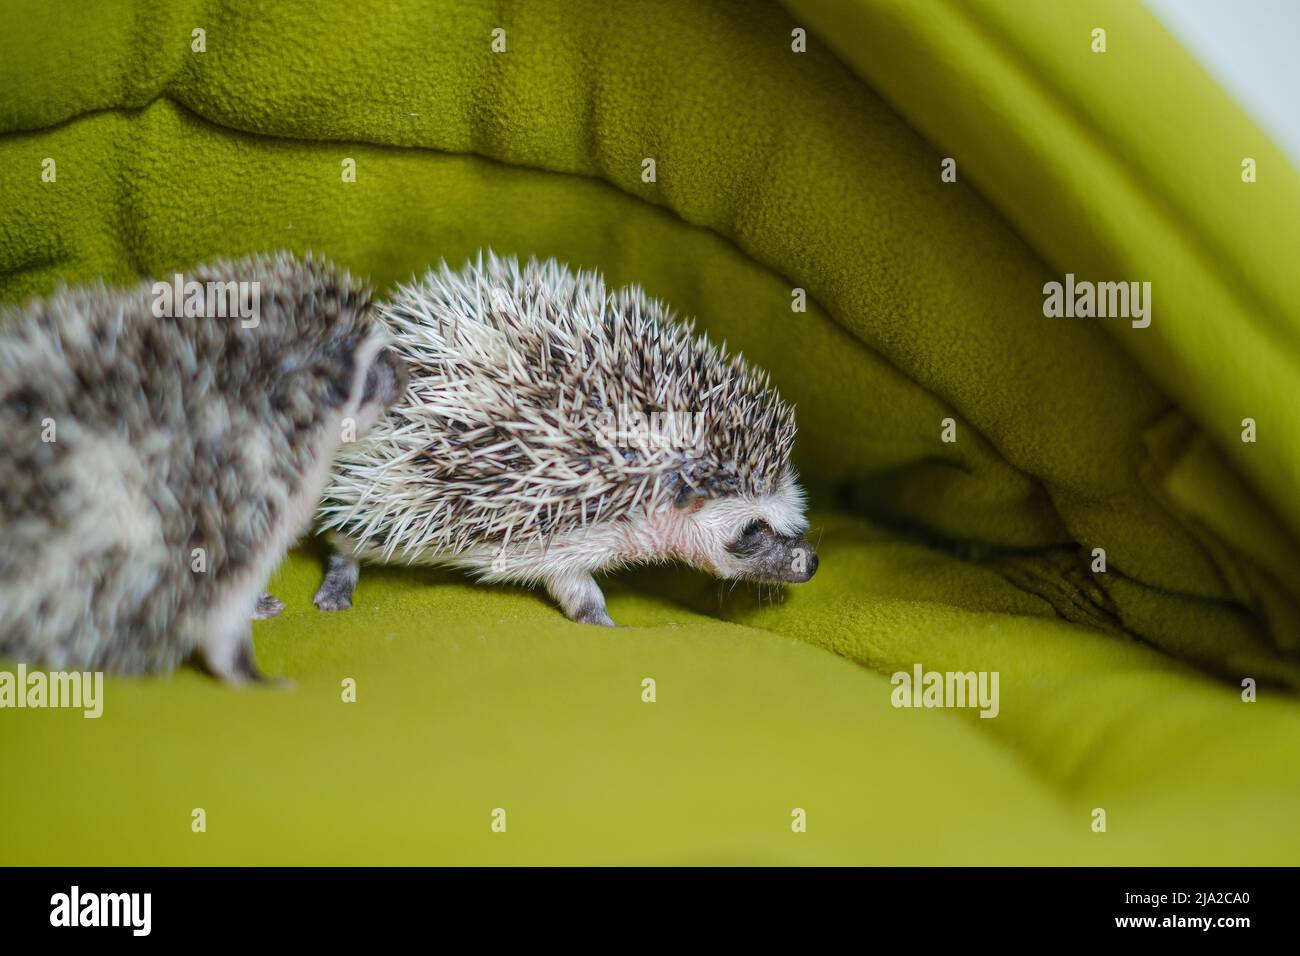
<box><xmin>1</xmin><ymin>0</ymin><xmax>1298</xmax><ymax>864</ymax></box>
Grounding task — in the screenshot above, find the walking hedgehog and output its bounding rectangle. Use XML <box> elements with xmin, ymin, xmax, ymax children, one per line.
<box><xmin>315</xmin><ymin>252</ymin><xmax>816</xmax><ymax>625</ymax></box>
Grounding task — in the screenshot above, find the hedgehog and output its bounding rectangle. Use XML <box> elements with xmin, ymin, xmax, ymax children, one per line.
<box><xmin>0</xmin><ymin>253</ymin><xmax>407</xmax><ymax>682</ymax></box>
<box><xmin>314</xmin><ymin>252</ymin><xmax>817</xmax><ymax>626</ymax></box>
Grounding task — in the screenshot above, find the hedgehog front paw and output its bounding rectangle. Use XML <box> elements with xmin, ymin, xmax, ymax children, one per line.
<box><xmin>546</xmin><ymin>572</ymin><xmax>615</xmax><ymax>627</ymax></box>
<box><xmin>314</xmin><ymin>553</ymin><xmax>359</xmax><ymax>611</ymax></box>
<box><xmin>571</xmin><ymin>604</ymin><xmax>616</xmax><ymax>627</ymax></box>
<box><xmin>313</xmin><ymin>587</ymin><xmax>353</xmax><ymax>612</ymax></box>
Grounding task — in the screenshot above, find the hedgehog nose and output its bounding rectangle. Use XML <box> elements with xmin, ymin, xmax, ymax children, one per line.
<box><xmin>789</xmin><ymin>536</ymin><xmax>817</xmax><ymax>582</ymax></box>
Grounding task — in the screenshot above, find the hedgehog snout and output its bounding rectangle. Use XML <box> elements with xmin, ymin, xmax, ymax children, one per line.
<box><xmin>732</xmin><ymin>532</ymin><xmax>818</xmax><ymax>584</ymax></box>
<box><xmin>786</xmin><ymin>534</ymin><xmax>818</xmax><ymax>583</ymax></box>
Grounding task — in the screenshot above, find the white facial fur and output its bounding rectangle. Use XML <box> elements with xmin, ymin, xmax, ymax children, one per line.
<box><xmin>661</xmin><ymin>468</ymin><xmax>809</xmax><ymax>578</ymax></box>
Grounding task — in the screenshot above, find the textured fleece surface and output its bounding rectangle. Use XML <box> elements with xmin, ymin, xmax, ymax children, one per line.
<box><xmin>1</xmin><ymin>0</ymin><xmax>1298</xmax><ymax>864</ymax></box>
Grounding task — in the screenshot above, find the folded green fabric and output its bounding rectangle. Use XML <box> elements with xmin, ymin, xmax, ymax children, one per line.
<box><xmin>786</xmin><ymin>0</ymin><xmax>1300</xmax><ymax>674</ymax></box>
<box><xmin>4</xmin><ymin>0</ymin><xmax>1296</xmax><ymax>680</ymax></box>
<box><xmin>2</xmin><ymin>0</ymin><xmax>1299</xmax><ymax>864</ymax></box>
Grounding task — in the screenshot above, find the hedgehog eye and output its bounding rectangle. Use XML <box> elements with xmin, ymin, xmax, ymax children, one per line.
<box><xmin>741</xmin><ymin>519</ymin><xmax>769</xmax><ymax>539</ymax></box>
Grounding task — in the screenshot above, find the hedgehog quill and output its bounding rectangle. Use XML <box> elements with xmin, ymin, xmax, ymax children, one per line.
<box><xmin>0</xmin><ymin>253</ymin><xmax>407</xmax><ymax>681</ymax></box>
<box><xmin>316</xmin><ymin>252</ymin><xmax>817</xmax><ymax>625</ymax></box>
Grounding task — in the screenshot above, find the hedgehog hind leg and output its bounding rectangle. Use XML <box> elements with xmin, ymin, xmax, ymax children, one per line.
<box><xmin>314</xmin><ymin>552</ymin><xmax>360</xmax><ymax>611</ymax></box>
<box><xmin>545</xmin><ymin>570</ymin><xmax>615</xmax><ymax>627</ymax></box>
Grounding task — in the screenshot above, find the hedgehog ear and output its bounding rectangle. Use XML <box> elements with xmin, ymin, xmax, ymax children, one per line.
<box><xmin>353</xmin><ymin>347</ymin><xmax>408</xmax><ymax>415</ymax></box>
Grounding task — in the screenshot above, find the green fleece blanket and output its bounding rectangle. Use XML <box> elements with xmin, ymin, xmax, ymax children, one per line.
<box><xmin>2</xmin><ymin>0</ymin><xmax>1299</xmax><ymax>865</ymax></box>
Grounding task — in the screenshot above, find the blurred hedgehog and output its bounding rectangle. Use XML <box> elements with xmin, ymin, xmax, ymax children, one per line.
<box><xmin>315</xmin><ymin>252</ymin><xmax>816</xmax><ymax>626</ymax></box>
<box><xmin>0</xmin><ymin>253</ymin><xmax>406</xmax><ymax>681</ymax></box>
